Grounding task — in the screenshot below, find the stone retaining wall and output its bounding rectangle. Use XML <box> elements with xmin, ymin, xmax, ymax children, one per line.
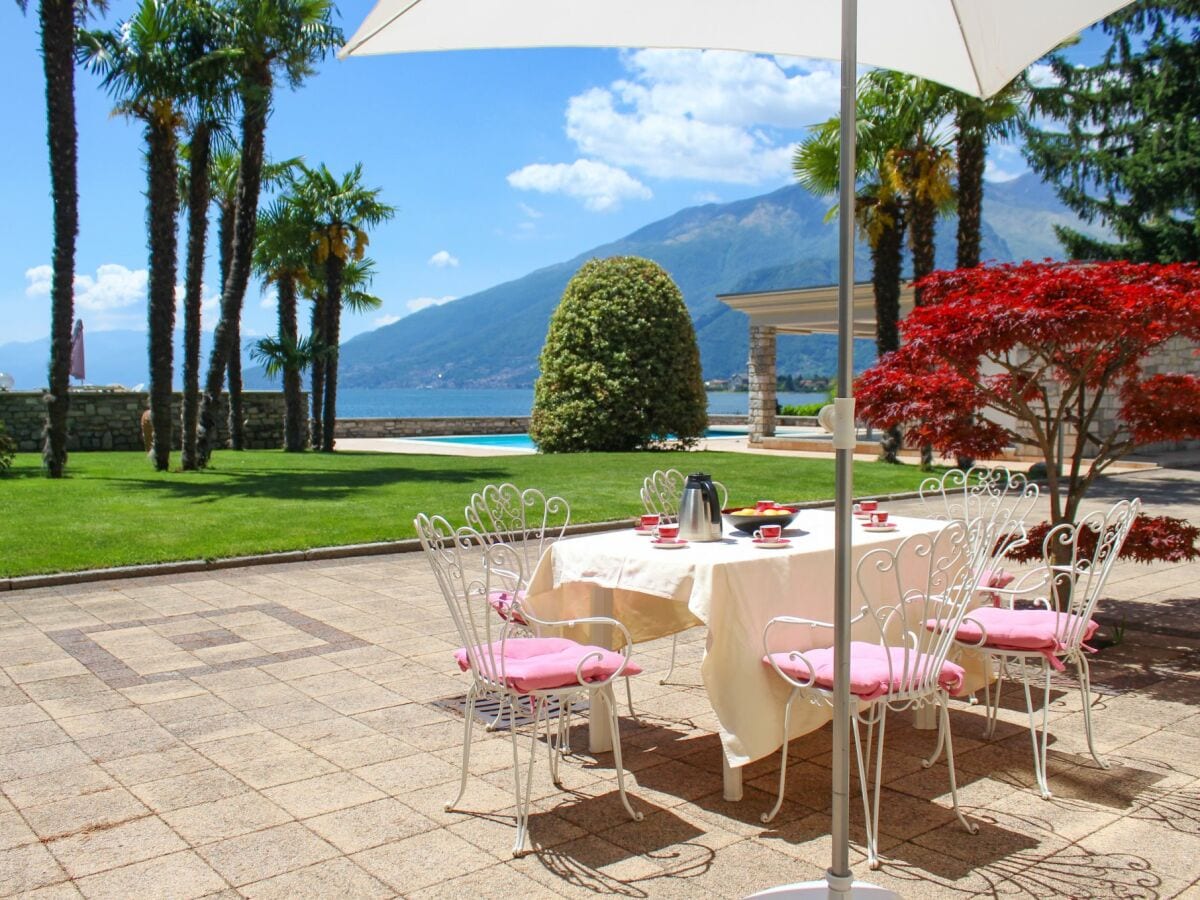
<box><xmin>334</xmin><ymin>416</ymin><xmax>532</xmax><ymax>438</ymax></box>
<box><xmin>0</xmin><ymin>390</ymin><xmax>297</xmax><ymax>452</ymax></box>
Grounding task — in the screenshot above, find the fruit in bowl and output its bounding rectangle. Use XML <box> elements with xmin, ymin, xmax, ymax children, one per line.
<box><xmin>723</xmin><ymin>504</ymin><xmax>800</xmax><ymax>533</ymax></box>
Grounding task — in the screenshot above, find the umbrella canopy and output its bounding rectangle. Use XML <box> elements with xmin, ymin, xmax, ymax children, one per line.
<box><xmin>341</xmin><ymin>0</ymin><xmax>1128</xmax><ymax>98</ymax></box>
<box><xmin>341</xmin><ymin>2</ymin><xmax>1134</xmax><ymax>895</ymax></box>
<box><xmin>69</xmin><ymin>319</ymin><xmax>85</xmax><ymax>382</ymax></box>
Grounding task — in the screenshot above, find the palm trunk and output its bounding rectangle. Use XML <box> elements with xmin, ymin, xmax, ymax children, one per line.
<box><xmin>955</xmin><ymin>105</ymin><xmax>986</xmax><ymax>271</ymax></box>
<box><xmin>227</xmin><ymin>322</ymin><xmax>244</xmax><ymax>449</ymax></box>
<box><xmin>872</xmin><ymin>205</ymin><xmax>905</xmax><ymax>464</ymax></box>
<box><xmin>278</xmin><ymin>274</ymin><xmax>304</xmax><ymax>451</ymax></box>
<box><xmin>181</xmin><ymin>121</ymin><xmax>212</xmax><ymax>471</ymax></box>
<box><xmin>217</xmin><ymin>202</ymin><xmax>234</xmax><ymax>290</ymax></box>
<box><xmin>197</xmin><ymin>76</ymin><xmax>269</xmax><ymax>466</ymax></box>
<box><xmin>310</xmin><ymin>296</ymin><xmax>325</xmax><ymax>448</ymax></box>
<box><xmin>40</xmin><ymin>0</ymin><xmax>78</xmax><ymax>478</ymax></box>
<box><xmin>910</xmin><ymin>196</ymin><xmax>938</xmax><ymax>470</ymax></box>
<box><xmin>146</xmin><ymin>117</ymin><xmax>181</xmax><ymax>472</ymax></box>
<box><xmin>320</xmin><ymin>255</ymin><xmax>344</xmax><ymax>452</ymax></box>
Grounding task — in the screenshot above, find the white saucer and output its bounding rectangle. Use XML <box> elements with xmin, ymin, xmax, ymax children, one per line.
<box><xmin>752</xmin><ymin>538</ymin><xmax>791</xmax><ymax>549</ymax></box>
<box><xmin>861</xmin><ymin>524</ymin><xmax>898</xmax><ymax>532</ymax></box>
<box><xmin>652</xmin><ymin>538</ymin><xmax>688</xmax><ymax>549</ymax></box>
<box><xmin>634</xmin><ymin>526</ymin><xmax>657</xmax><ymax>536</ymax></box>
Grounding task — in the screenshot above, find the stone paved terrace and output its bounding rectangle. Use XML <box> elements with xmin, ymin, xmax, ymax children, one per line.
<box><xmin>1</xmin><ymin>465</ymin><xmax>1198</xmax><ymax>898</ymax></box>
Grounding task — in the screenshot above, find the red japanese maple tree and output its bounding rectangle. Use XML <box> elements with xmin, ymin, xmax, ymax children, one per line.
<box><xmin>857</xmin><ymin>261</ymin><xmax>1200</xmax><ymax>530</ymax></box>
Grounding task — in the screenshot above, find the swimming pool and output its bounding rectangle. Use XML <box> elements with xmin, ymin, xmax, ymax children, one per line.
<box><xmin>405</xmin><ymin>427</ymin><xmax>748</xmax><ymax>451</ymax></box>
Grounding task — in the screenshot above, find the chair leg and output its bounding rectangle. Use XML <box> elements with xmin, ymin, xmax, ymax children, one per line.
<box><xmin>761</xmin><ymin>688</ymin><xmax>799</xmax><ymax>824</ymax></box>
<box><xmin>546</xmin><ymin>700</ymin><xmax>562</xmax><ymax>787</ymax></box>
<box><xmin>1019</xmin><ymin>659</ymin><xmax>1053</xmax><ymax>800</ymax></box>
<box><xmin>851</xmin><ymin>706</ymin><xmax>888</xmax><ymax>871</ymax></box>
<box><xmin>511</xmin><ymin>695</ymin><xmax>544</xmax><ymax>858</ymax></box>
<box><xmin>597</xmin><ymin>685</ymin><xmax>643</xmax><ymax>823</ymax></box>
<box><xmin>625</xmin><ymin>676</ymin><xmax>638</xmax><ymax>724</ymax></box>
<box><xmin>939</xmin><ymin>691</ymin><xmax>977</xmax><ymax>835</ymax></box>
<box><xmin>446</xmin><ymin>685</ymin><xmax>477</xmax><ymax>812</ymax></box>
<box><xmin>1076</xmin><ymin>654</ymin><xmax>1109</xmax><ymax>770</ymax></box>
<box><xmin>660</xmin><ymin>634</ymin><xmax>679</xmax><ymax>685</ymax></box>
<box><xmin>984</xmin><ymin>657</ymin><xmax>1005</xmax><ymax>740</ymax></box>
<box><xmin>921</xmin><ymin>696</ymin><xmax>947</xmax><ymax>769</ymax></box>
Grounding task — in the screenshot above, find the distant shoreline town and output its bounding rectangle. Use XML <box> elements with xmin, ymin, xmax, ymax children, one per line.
<box><xmin>704</xmin><ymin>374</ymin><xmax>833</xmax><ymax>393</ymax></box>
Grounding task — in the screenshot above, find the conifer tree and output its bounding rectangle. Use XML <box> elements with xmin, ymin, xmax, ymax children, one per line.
<box><xmin>1024</xmin><ymin>1</ymin><xmax>1200</xmax><ymax>262</ymax></box>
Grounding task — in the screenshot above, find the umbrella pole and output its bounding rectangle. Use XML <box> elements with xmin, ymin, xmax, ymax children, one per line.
<box><xmin>827</xmin><ymin>0</ymin><xmax>858</xmax><ymax>894</ymax></box>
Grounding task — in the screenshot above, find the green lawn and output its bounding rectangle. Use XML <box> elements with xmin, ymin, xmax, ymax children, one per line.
<box><xmin>0</xmin><ymin>449</ymin><xmax>937</xmax><ymax>577</ymax></box>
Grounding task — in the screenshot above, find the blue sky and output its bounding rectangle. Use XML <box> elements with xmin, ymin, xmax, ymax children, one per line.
<box><xmin>0</xmin><ymin>0</ymin><xmax>1091</xmax><ymax>346</ymax></box>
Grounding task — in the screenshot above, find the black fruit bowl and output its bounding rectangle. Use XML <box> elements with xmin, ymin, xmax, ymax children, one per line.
<box><xmin>722</xmin><ymin>506</ymin><xmax>801</xmax><ymax>534</ymax></box>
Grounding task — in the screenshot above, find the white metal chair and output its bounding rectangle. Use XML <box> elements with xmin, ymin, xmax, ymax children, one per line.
<box><xmin>415</xmin><ymin>514</ymin><xmax>644</xmax><ymax>856</ymax></box>
<box><xmin>466</xmin><ymin>482</ymin><xmax>635</xmax><ymax>726</ymax></box>
<box><xmin>639</xmin><ymin>468</ymin><xmax>728</xmax><ymax>684</ymax></box>
<box><xmin>942</xmin><ymin>499</ymin><xmax>1141</xmax><ymax>799</ymax></box>
<box><xmin>761</xmin><ymin>521</ymin><xmax>987</xmax><ymax>869</ymax></box>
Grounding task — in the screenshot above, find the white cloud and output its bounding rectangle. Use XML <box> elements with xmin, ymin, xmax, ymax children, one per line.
<box><xmin>25</xmin><ymin>264</ymin><xmax>227</xmax><ymax>333</ymax></box>
<box><xmin>984</xmin><ymin>143</ymin><xmax>1030</xmax><ymax>183</ymax></box>
<box><xmin>557</xmin><ymin>49</ymin><xmax>838</xmax><ymax>185</ymax></box>
<box><xmin>518</xmin><ymin>202</ymin><xmax>543</xmax><ymax>219</ymax></box>
<box><xmin>693</xmin><ymin>191</ymin><xmax>722</xmax><ymax>204</ymax></box>
<box><xmin>374</xmin><ymin>313</ymin><xmax>402</xmax><ymax>328</ymax></box>
<box><xmin>507</xmin><ymin>159</ymin><xmax>651</xmax><ymax>212</ymax></box>
<box><xmin>428</xmin><ymin>250</ymin><xmax>460</xmax><ymax>268</ymax></box>
<box><xmin>406</xmin><ymin>295</ymin><xmax>457</xmax><ymax>314</ymax></box>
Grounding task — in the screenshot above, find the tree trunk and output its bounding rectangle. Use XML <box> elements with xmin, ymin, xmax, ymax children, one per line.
<box><xmin>872</xmin><ymin>205</ymin><xmax>905</xmax><ymax>464</ymax></box>
<box><xmin>277</xmin><ymin>275</ymin><xmax>304</xmax><ymax>451</ymax></box>
<box><xmin>217</xmin><ymin>202</ymin><xmax>234</xmax><ymax>292</ymax></box>
<box><xmin>146</xmin><ymin>118</ymin><xmax>181</xmax><ymax>472</ymax></box>
<box><xmin>910</xmin><ymin>195</ymin><xmax>938</xmax><ymax>470</ymax></box>
<box><xmin>227</xmin><ymin>321</ymin><xmax>244</xmax><ymax>449</ymax></box>
<box><xmin>197</xmin><ymin>76</ymin><xmax>269</xmax><ymax>467</ymax></box>
<box><xmin>955</xmin><ymin>105</ymin><xmax>986</xmax><ymax>271</ymax></box>
<box><xmin>181</xmin><ymin>121</ymin><xmax>212</xmax><ymax>471</ymax></box>
<box><xmin>310</xmin><ymin>296</ymin><xmax>325</xmax><ymax>449</ymax></box>
<box><xmin>39</xmin><ymin>0</ymin><xmax>78</xmax><ymax>478</ymax></box>
<box><xmin>910</xmin><ymin>198</ymin><xmax>937</xmax><ymax>304</ymax></box>
<box><xmin>320</xmin><ymin>255</ymin><xmax>344</xmax><ymax>452</ymax></box>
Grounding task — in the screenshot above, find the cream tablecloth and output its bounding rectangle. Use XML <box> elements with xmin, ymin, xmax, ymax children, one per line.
<box><xmin>525</xmin><ymin>509</ymin><xmax>984</xmax><ymax>768</ymax></box>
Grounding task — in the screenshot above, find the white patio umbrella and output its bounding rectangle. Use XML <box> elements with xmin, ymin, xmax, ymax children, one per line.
<box><xmin>341</xmin><ymin>2</ymin><xmax>1133</xmax><ymax>896</ymax></box>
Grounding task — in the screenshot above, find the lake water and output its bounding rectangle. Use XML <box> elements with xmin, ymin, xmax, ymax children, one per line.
<box><xmin>336</xmin><ymin>388</ymin><xmax>826</xmax><ymax>418</ymax></box>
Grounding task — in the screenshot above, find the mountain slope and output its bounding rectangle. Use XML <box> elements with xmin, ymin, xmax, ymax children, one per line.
<box><xmin>341</xmin><ymin>172</ymin><xmax>1093</xmax><ymax>388</ymax></box>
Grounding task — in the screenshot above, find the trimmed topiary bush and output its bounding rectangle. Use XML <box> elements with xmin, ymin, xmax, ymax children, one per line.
<box><xmin>0</xmin><ymin>421</ymin><xmax>14</xmax><ymax>475</ymax></box>
<box><xmin>531</xmin><ymin>256</ymin><xmax>707</xmax><ymax>452</ymax></box>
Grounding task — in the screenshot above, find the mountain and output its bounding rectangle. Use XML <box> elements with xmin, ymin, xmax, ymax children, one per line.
<box><xmin>0</xmin><ymin>331</ymin><xmax>269</xmax><ymax>392</ymax></box>
<box><xmin>339</xmin><ymin>172</ymin><xmax>1100</xmax><ymax>387</ymax></box>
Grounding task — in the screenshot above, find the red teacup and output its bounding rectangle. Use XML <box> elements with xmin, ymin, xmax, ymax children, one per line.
<box><xmin>640</xmin><ymin>514</ymin><xmax>661</xmax><ymax>529</ymax></box>
<box><xmin>870</xmin><ymin>511</ymin><xmax>889</xmax><ymax>526</ymax></box>
<box><xmin>754</xmin><ymin>524</ymin><xmax>783</xmax><ymax>541</ymax></box>
<box><xmin>859</xmin><ymin>500</ymin><xmax>878</xmax><ymax>513</ymax></box>
<box><xmin>755</xmin><ymin>500</ymin><xmax>777</xmax><ymax>511</ymax></box>
<box><xmin>656</xmin><ymin>523</ymin><xmax>680</xmax><ymax>540</ymax></box>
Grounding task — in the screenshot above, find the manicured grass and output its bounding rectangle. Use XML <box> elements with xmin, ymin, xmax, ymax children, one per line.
<box><xmin>0</xmin><ymin>449</ymin><xmax>939</xmax><ymax>577</ymax></box>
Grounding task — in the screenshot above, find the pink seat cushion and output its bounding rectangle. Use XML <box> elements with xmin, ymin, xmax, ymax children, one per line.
<box><xmin>454</xmin><ymin>637</ymin><xmax>642</xmax><ymax>693</ymax></box>
<box><xmin>763</xmin><ymin>641</ymin><xmax>965</xmax><ymax>702</ymax></box>
<box><xmin>978</xmin><ymin>568</ymin><xmax>1015</xmax><ymax>606</ymax></box>
<box><xmin>930</xmin><ymin>607</ymin><xmax>1099</xmax><ymax>671</ymax></box>
<box><xmin>488</xmin><ymin>589</ymin><xmax>528</xmax><ymax>625</ymax></box>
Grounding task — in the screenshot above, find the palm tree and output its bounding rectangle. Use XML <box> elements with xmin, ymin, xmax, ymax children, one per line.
<box><xmin>17</xmin><ymin>0</ymin><xmax>106</xmax><ymax>477</ymax></box>
<box><xmin>303</xmin><ymin>255</ymin><xmax>382</xmax><ymax>449</ymax></box>
<box><xmin>251</xmin><ymin>199</ymin><xmax>313</xmax><ymax>450</ymax></box>
<box><xmin>288</xmin><ymin>163</ymin><xmax>394</xmax><ymax>452</ymax></box>
<box><xmin>950</xmin><ymin>81</ymin><xmax>1027</xmax><ymax>269</ymax></box>
<box><xmin>195</xmin><ymin>0</ymin><xmax>340</xmax><ymax>467</ymax></box>
<box><xmin>80</xmin><ymin>0</ymin><xmax>217</xmax><ymax>472</ymax></box>
<box><xmin>178</xmin><ymin>9</ymin><xmax>234</xmax><ymax>472</ymax></box>
<box><xmin>857</xmin><ymin>71</ymin><xmax>956</xmax><ymax>305</ymax></box>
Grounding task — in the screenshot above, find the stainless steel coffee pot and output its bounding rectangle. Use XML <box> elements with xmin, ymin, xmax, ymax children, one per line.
<box><xmin>677</xmin><ymin>473</ymin><xmax>723</xmax><ymax>542</ymax></box>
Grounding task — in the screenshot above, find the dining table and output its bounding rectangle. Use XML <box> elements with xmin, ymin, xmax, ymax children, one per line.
<box><xmin>523</xmin><ymin>507</ymin><xmax>988</xmax><ymax>801</ymax></box>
